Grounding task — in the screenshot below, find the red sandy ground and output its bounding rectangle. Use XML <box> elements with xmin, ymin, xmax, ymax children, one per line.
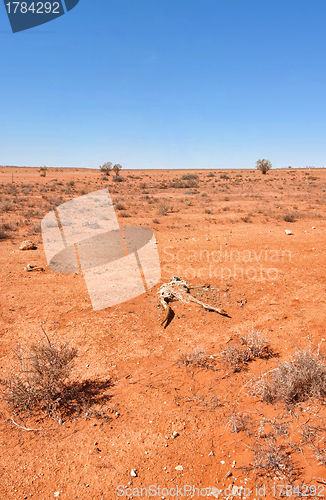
<box><xmin>1</xmin><ymin>166</ymin><xmax>326</xmax><ymax>499</ymax></box>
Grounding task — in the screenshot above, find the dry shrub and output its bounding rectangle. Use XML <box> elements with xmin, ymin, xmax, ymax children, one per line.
<box><xmin>250</xmin><ymin>350</ymin><xmax>326</xmax><ymax>405</ymax></box>
<box><xmin>0</xmin><ymin>201</ymin><xmax>15</xmax><ymax>212</ymax></box>
<box><xmin>241</xmin><ymin>215</ymin><xmax>252</xmax><ymax>223</ymax></box>
<box><xmin>226</xmin><ymin>411</ymin><xmax>253</xmax><ymax>435</ymax></box>
<box><xmin>238</xmin><ymin>329</ymin><xmax>269</xmax><ymax>358</ymax></box>
<box><xmin>113</xmin><ymin>175</ymin><xmax>124</xmax><ymax>183</ymax></box>
<box><xmin>0</xmin><ymin>224</ymin><xmax>8</xmax><ymax>239</ymax></box>
<box><xmin>301</xmin><ymin>423</ymin><xmax>326</xmax><ymax>466</ymax></box>
<box><xmin>283</xmin><ymin>213</ymin><xmax>296</xmax><ymax>222</ymax></box>
<box><xmin>246</xmin><ymin>438</ymin><xmax>298</xmax><ymax>479</ymax></box>
<box><xmin>169</xmin><ymin>179</ymin><xmax>198</xmax><ymax>189</ymax></box>
<box><xmin>0</xmin><ymin>221</ymin><xmax>17</xmax><ymax>238</ymax></box>
<box><xmin>48</xmin><ymin>197</ymin><xmax>62</xmax><ymax>207</ymax></box>
<box><xmin>114</xmin><ymin>201</ymin><xmax>126</xmax><ymax>211</ymax></box>
<box><xmin>223</xmin><ymin>329</ymin><xmax>271</xmax><ymax>372</ymax></box>
<box><xmin>181</xmin><ymin>173</ymin><xmax>198</xmax><ymax>180</ymax></box>
<box><xmin>222</xmin><ymin>345</ymin><xmax>251</xmax><ymax>372</ymax></box>
<box><xmin>28</xmin><ymin>223</ymin><xmax>41</xmax><ymax>235</ymax></box>
<box><xmin>1</xmin><ymin>328</ymin><xmax>77</xmax><ymax>417</ymax></box>
<box><xmin>157</xmin><ymin>199</ymin><xmax>173</xmax><ymax>216</ymax></box>
<box><xmin>0</xmin><ymin>326</ymin><xmax>113</xmax><ymax>421</ymax></box>
<box><xmin>178</xmin><ymin>349</ymin><xmax>215</xmax><ymax>370</ymax></box>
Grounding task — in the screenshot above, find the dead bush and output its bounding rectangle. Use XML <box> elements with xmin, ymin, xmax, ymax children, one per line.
<box><xmin>181</xmin><ymin>173</ymin><xmax>198</xmax><ymax>180</ymax></box>
<box><xmin>226</xmin><ymin>411</ymin><xmax>253</xmax><ymax>435</ymax></box>
<box><xmin>114</xmin><ymin>201</ymin><xmax>126</xmax><ymax>211</ymax></box>
<box><xmin>244</xmin><ymin>438</ymin><xmax>298</xmax><ymax>479</ymax></box>
<box><xmin>222</xmin><ymin>345</ymin><xmax>251</xmax><ymax>372</ymax></box>
<box><xmin>238</xmin><ymin>329</ymin><xmax>269</xmax><ymax>358</ymax></box>
<box><xmin>0</xmin><ymin>224</ymin><xmax>8</xmax><ymax>239</ymax></box>
<box><xmin>169</xmin><ymin>179</ymin><xmax>198</xmax><ymax>189</ymax></box>
<box><xmin>283</xmin><ymin>213</ymin><xmax>296</xmax><ymax>222</ymax></box>
<box><xmin>178</xmin><ymin>349</ymin><xmax>215</xmax><ymax>370</ymax></box>
<box><xmin>0</xmin><ymin>221</ymin><xmax>17</xmax><ymax>238</ymax></box>
<box><xmin>0</xmin><ymin>325</ymin><xmax>113</xmax><ymax>421</ymax></box>
<box><xmin>0</xmin><ymin>201</ymin><xmax>15</xmax><ymax>212</ymax></box>
<box><xmin>28</xmin><ymin>223</ymin><xmax>41</xmax><ymax>235</ymax></box>
<box><xmin>1</xmin><ymin>327</ymin><xmax>77</xmax><ymax>417</ymax></box>
<box><xmin>250</xmin><ymin>350</ymin><xmax>326</xmax><ymax>405</ymax></box>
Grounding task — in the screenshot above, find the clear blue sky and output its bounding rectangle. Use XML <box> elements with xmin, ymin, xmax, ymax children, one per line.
<box><xmin>1</xmin><ymin>0</ymin><xmax>326</xmax><ymax>169</ymax></box>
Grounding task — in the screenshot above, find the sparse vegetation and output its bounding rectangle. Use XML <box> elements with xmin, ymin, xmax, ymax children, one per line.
<box><xmin>178</xmin><ymin>349</ymin><xmax>215</xmax><ymax>370</ymax></box>
<box><xmin>0</xmin><ymin>201</ymin><xmax>15</xmax><ymax>212</ymax></box>
<box><xmin>99</xmin><ymin>162</ymin><xmax>112</xmax><ymax>176</ymax></box>
<box><xmin>222</xmin><ymin>329</ymin><xmax>271</xmax><ymax>372</ymax></box>
<box><xmin>0</xmin><ymin>325</ymin><xmax>112</xmax><ymax>422</ymax></box>
<box><xmin>283</xmin><ymin>212</ymin><xmax>296</xmax><ymax>222</ymax></box>
<box><xmin>256</xmin><ymin>158</ymin><xmax>272</xmax><ymax>174</ymax></box>
<box><xmin>181</xmin><ymin>173</ymin><xmax>198</xmax><ymax>181</ymax></box>
<box><xmin>157</xmin><ymin>199</ymin><xmax>173</xmax><ymax>216</ymax></box>
<box><xmin>246</xmin><ymin>438</ymin><xmax>298</xmax><ymax>479</ymax></box>
<box><xmin>250</xmin><ymin>350</ymin><xmax>326</xmax><ymax>405</ymax></box>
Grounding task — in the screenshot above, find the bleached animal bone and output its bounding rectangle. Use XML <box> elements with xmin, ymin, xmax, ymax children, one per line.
<box><xmin>158</xmin><ymin>276</ymin><xmax>228</xmax><ymax>327</ymax></box>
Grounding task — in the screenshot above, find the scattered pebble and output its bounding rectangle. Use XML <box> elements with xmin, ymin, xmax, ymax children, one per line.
<box><xmin>284</xmin><ymin>229</ymin><xmax>293</xmax><ymax>235</ymax></box>
<box><xmin>131</xmin><ymin>469</ymin><xmax>137</xmax><ymax>477</ymax></box>
<box><xmin>175</xmin><ymin>465</ymin><xmax>183</xmax><ymax>471</ymax></box>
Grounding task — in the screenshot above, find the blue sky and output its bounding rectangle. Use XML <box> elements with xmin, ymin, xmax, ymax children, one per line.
<box><xmin>1</xmin><ymin>0</ymin><xmax>326</xmax><ymax>169</ymax></box>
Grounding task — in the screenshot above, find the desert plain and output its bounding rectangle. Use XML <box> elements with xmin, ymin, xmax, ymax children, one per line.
<box><xmin>1</xmin><ymin>166</ymin><xmax>326</xmax><ymax>499</ymax></box>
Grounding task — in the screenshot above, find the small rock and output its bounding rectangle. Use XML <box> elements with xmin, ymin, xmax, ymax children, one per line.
<box><xmin>312</xmin><ymin>226</ymin><xmax>316</xmax><ymax>229</ymax></box>
<box><xmin>131</xmin><ymin>469</ymin><xmax>137</xmax><ymax>477</ymax></box>
<box><xmin>175</xmin><ymin>465</ymin><xmax>183</xmax><ymax>471</ymax></box>
<box><xmin>19</xmin><ymin>240</ymin><xmax>37</xmax><ymax>250</ymax></box>
<box><xmin>172</xmin><ymin>431</ymin><xmax>179</xmax><ymax>439</ymax></box>
<box><xmin>208</xmin><ymin>451</ymin><xmax>214</xmax><ymax>456</ymax></box>
<box><xmin>54</xmin><ymin>493</ymin><xmax>60</xmax><ymax>498</ymax></box>
<box><xmin>284</xmin><ymin>229</ymin><xmax>293</xmax><ymax>235</ymax></box>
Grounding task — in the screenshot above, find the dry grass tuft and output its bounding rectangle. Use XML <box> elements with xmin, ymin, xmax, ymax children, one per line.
<box><xmin>178</xmin><ymin>349</ymin><xmax>215</xmax><ymax>370</ymax></box>
<box><xmin>222</xmin><ymin>329</ymin><xmax>271</xmax><ymax>372</ymax></box>
<box><xmin>250</xmin><ymin>350</ymin><xmax>326</xmax><ymax>405</ymax></box>
<box><xmin>245</xmin><ymin>438</ymin><xmax>298</xmax><ymax>479</ymax></box>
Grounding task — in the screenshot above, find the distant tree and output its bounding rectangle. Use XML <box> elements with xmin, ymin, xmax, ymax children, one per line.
<box><xmin>99</xmin><ymin>162</ymin><xmax>112</xmax><ymax>176</ymax></box>
<box><xmin>39</xmin><ymin>166</ymin><xmax>47</xmax><ymax>177</ymax></box>
<box><xmin>256</xmin><ymin>159</ymin><xmax>272</xmax><ymax>175</ymax></box>
<box><xmin>112</xmin><ymin>164</ymin><xmax>122</xmax><ymax>176</ymax></box>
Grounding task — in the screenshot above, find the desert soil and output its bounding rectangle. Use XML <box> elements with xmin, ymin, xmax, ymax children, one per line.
<box><xmin>1</xmin><ymin>166</ymin><xmax>326</xmax><ymax>499</ymax></box>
